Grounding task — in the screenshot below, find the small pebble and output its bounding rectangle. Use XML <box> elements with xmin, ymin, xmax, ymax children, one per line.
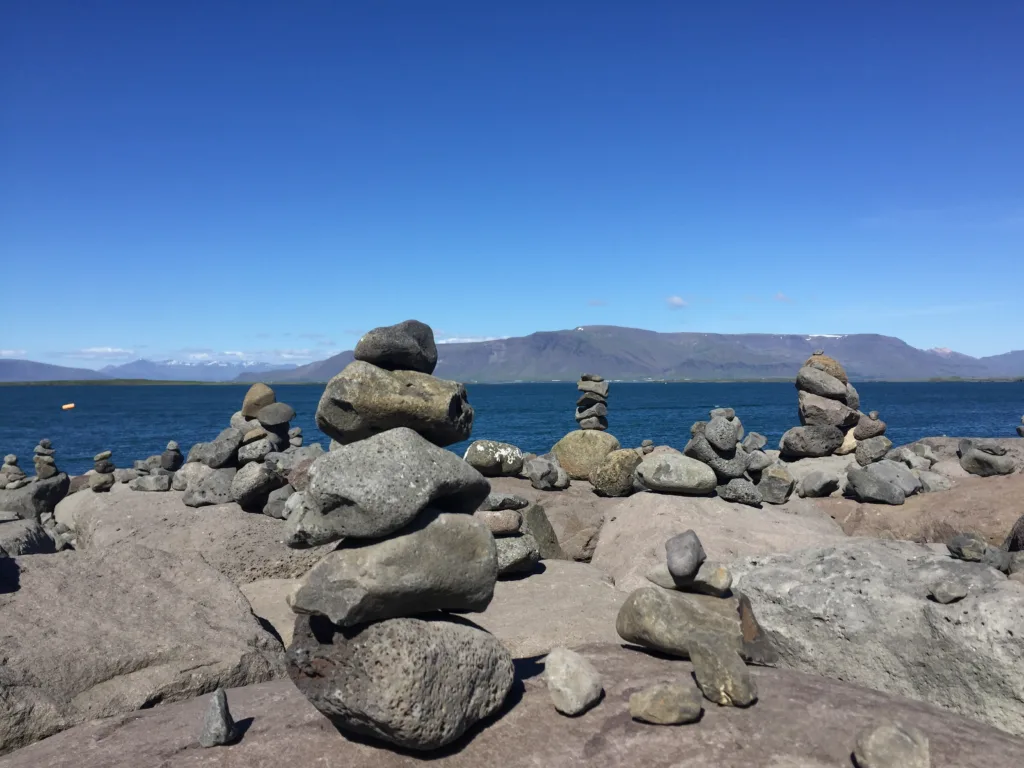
<box><xmin>199</xmin><ymin>688</ymin><xmax>239</xmax><ymax>748</ymax></box>
<box><xmin>544</xmin><ymin>647</ymin><xmax>603</xmax><ymax>716</ymax></box>
<box><xmin>928</xmin><ymin>581</ymin><xmax>967</xmax><ymax>604</ymax></box>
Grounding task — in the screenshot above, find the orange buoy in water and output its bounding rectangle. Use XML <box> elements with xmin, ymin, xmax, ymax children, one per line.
<box><xmin>61</xmin><ymin>403</ymin><xmax>75</xmax><ymax>410</ymax></box>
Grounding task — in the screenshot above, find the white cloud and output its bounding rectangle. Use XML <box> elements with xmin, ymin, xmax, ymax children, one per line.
<box><xmin>436</xmin><ymin>336</ymin><xmax>508</xmax><ymax>344</ymax></box>
<box><xmin>187</xmin><ymin>352</ymin><xmax>212</xmax><ymax>360</ymax></box>
<box><xmin>0</xmin><ymin>349</ymin><xmax>27</xmax><ymax>357</ymax></box>
<box><xmin>65</xmin><ymin>347</ymin><xmax>136</xmax><ymax>359</ymax></box>
<box><xmin>666</xmin><ymin>296</ymin><xmax>687</xmax><ymax>309</ymax></box>
<box><xmin>221</xmin><ymin>351</ymin><xmax>246</xmax><ymax>358</ymax></box>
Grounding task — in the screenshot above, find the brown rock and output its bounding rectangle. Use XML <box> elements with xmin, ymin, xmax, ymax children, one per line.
<box><xmin>6</xmin><ymin>644</ymin><xmax>1022</xmax><ymax>767</ymax></box>
<box><xmin>551</xmin><ymin>430</ymin><xmax>621</xmax><ymax>481</ymax></box>
<box><xmin>805</xmin><ymin>352</ymin><xmax>849</xmax><ymax>384</ymax></box>
<box><xmin>589</xmin><ymin>449</ymin><xmax>641</xmax><ymax>497</ymax></box>
<box><xmin>689</xmin><ymin>641</ymin><xmax>757</xmax><ymax>707</ymax></box>
<box><xmin>628</xmin><ymin>682</ymin><xmax>703</xmax><ymax>725</ymax></box>
<box><xmin>242</xmin><ymin>383</ymin><xmax>276</xmax><ymax>419</ymax></box>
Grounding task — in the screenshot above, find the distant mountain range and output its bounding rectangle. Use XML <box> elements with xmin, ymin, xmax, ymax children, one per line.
<box><xmin>5</xmin><ymin>327</ymin><xmax>1024</xmax><ymax>383</ymax></box>
<box><xmin>236</xmin><ymin>326</ymin><xmax>1024</xmax><ymax>383</ymax></box>
<box><xmin>99</xmin><ymin>359</ymin><xmax>298</xmax><ymax>382</ymax></box>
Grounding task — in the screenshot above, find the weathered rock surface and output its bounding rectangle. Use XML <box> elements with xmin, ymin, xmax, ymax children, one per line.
<box><xmin>756</xmin><ymin>464</ymin><xmax>794</xmax><ymax>504</ymax></box>
<box><xmin>589</xmin><ymin>449</ymin><xmax>641</xmax><ymax>497</ymax></box>
<box><xmin>853</xmin><ymin>722</ymin><xmax>930</xmax><ymax>768</ymax></box>
<box><xmin>287</xmin><ymin>615</ymin><xmax>514</xmax><ymax>751</ymax></box>
<box><xmin>795</xmin><ymin>365</ymin><xmax>848</xmax><ymax>400</ymax></box>
<box><xmin>55</xmin><ymin>486</ymin><xmax>330</xmax><ymax>585</ymax></box>
<box><xmin>183</xmin><ymin>467</ymin><xmax>237</xmax><ymax>507</ymax></box>
<box><xmin>543</xmin><ymin>647</ymin><xmax>603</xmax><ymax>715</ymax></box>
<box><xmin>689</xmin><ymin>641</ymin><xmax>757</xmax><ymax>707</ymax></box>
<box><xmin>299</xmin><ymin>427</ymin><xmax>490</xmax><ymax>543</ymax></box>
<box><xmin>0</xmin><ymin>473</ymin><xmax>69</xmax><ymax>520</ymax></box>
<box><xmin>628</xmin><ymin>682</ymin><xmax>703</xmax><ymax>725</ymax></box>
<box><xmin>0</xmin><ymin>545</ymin><xmax>282</xmax><ymax>754</ymax></box>
<box><xmin>495</xmin><ymin>533</ymin><xmax>541</xmax><ymax>575</ymax></box>
<box><xmin>551</xmin><ymin>430</ymin><xmax>621</xmax><ymax>480</ymax></box>
<box><xmin>242</xmin><ymin>383</ymin><xmax>276</xmax><ymax>418</ymax></box>
<box><xmin>865</xmin><ymin>459</ymin><xmax>921</xmax><ymax>497</ymax></box>
<box><xmin>591</xmin><ymin>492</ymin><xmax>845</xmax><ymax>593</ymax></box>
<box><xmin>715</xmin><ymin>478</ymin><xmax>762</xmax><ymax>507</ymax></box>
<box><xmin>960</xmin><ymin>446</ymin><xmax>1016</xmax><ymax>477</ymax></box>
<box><xmin>231</xmin><ymin>462</ymin><xmax>286</xmax><ymax>511</ymax></box>
<box><xmin>798</xmin><ymin>390</ymin><xmax>860</xmax><ymax>429</ymax></box>
<box><xmin>7</xmin><ymin>643</ymin><xmax>1023</xmax><ymax>767</ymax></box>
<box><xmin>524</xmin><ymin>455</ymin><xmax>570</xmax><ymax>491</ymax></box>
<box><xmin>636</xmin><ymin>453</ymin><xmax>717</xmax><ymax>495</ymax></box>
<box><xmin>240</xmin><ymin>578</ymin><xmax>300</xmax><ymax>646</ymax></box>
<box><xmin>463</xmin><ymin>440</ymin><xmax>524</xmax><ymax>477</ymax></box>
<box><xmin>779</xmin><ymin>426</ymin><xmax>844</xmax><ymax>459</ymax></box>
<box><xmin>288</xmin><ymin>510</ymin><xmax>497</xmax><ymax>626</ymax></box>
<box><xmin>353</xmin><ymin>319</ymin><xmax>438</xmax><ymax>374</ymax></box>
<box><xmin>0</xmin><ymin>518</ymin><xmax>55</xmax><ymax>555</ymax></box>
<box><xmin>730</xmin><ymin>538</ymin><xmax>1024</xmax><ymax>735</ymax></box>
<box><xmin>129</xmin><ymin>473</ymin><xmax>172</xmax><ymax>492</ymax></box>
<box><xmin>316</xmin><ymin>361</ymin><xmax>473</xmax><ymax>446</ymax></box>
<box><xmin>198</xmin><ymin>688</ymin><xmax>238</xmax><ymax>748</ymax></box>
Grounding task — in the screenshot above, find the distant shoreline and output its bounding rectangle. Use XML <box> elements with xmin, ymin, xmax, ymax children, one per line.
<box><xmin>1</xmin><ymin>376</ymin><xmax>1021</xmax><ymax>387</ymax></box>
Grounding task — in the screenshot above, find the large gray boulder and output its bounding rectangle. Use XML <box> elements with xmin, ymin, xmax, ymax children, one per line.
<box><xmin>0</xmin><ymin>545</ymin><xmax>282</xmax><ymax>754</ymax></box>
<box><xmin>960</xmin><ymin>447</ymin><xmax>1016</xmax><ymax>477</ymax></box>
<box><xmin>795</xmin><ymin>365</ymin><xmax>848</xmax><ymax>400</ymax></box>
<box><xmin>182</xmin><ymin>467</ymin><xmax>237</xmax><ymax>508</ymax></box>
<box><xmin>187</xmin><ymin>428</ymin><xmax>243</xmax><ymax>469</ymax></box>
<box><xmin>0</xmin><ymin>518</ymin><xmax>56</xmax><ymax>555</ymax></box>
<box><xmin>865</xmin><ymin>459</ymin><xmax>922</xmax><ymax>497</ymax></box>
<box><xmin>295</xmin><ymin>427</ymin><xmax>490</xmax><ymax>544</ymax></box>
<box><xmin>730</xmin><ymin>538</ymin><xmax>1024</xmax><ymax>735</ymax></box>
<box><xmin>316</xmin><ymin>361</ymin><xmax>473</xmax><ymax>447</ymax></box>
<box><xmin>288</xmin><ymin>510</ymin><xmax>497</xmax><ymax>626</ymax></box>
<box><xmin>0</xmin><ymin>474</ymin><xmax>69</xmax><ymax>520</ymax></box>
<box><xmin>353</xmin><ymin>319</ymin><xmax>438</xmax><ymax>374</ymax></box>
<box><xmin>287</xmin><ymin>614</ymin><xmax>514</xmax><ymax>751</ymax></box>
<box><xmin>847</xmin><ymin>466</ymin><xmax>905</xmax><ymax>505</ymax></box>
<box><xmin>230</xmin><ymin>462</ymin><xmax>286</xmax><ymax>512</ymax></box>
<box><xmin>779</xmin><ymin>426</ymin><xmax>844</xmax><ymax>459</ymax></box>
<box><xmin>797</xmin><ymin>390</ymin><xmax>860</xmax><ymax>429</ymax></box>
<box><xmin>463</xmin><ymin>440</ymin><xmax>524</xmax><ymax>477</ymax></box>
<box><xmin>635</xmin><ymin>453</ymin><xmax>716</xmax><ymax>495</ymax></box>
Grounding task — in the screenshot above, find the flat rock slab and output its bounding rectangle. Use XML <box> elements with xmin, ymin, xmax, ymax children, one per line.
<box><xmin>4</xmin><ymin>644</ymin><xmax>1021</xmax><ymax>767</ymax></box>
<box><xmin>814</xmin><ymin>471</ymin><xmax>1024</xmax><ymax>547</ymax></box>
<box><xmin>591</xmin><ymin>492</ymin><xmax>847</xmax><ymax>593</ymax></box>
<box><xmin>55</xmin><ymin>486</ymin><xmax>331</xmax><ymax>585</ymax></box>
<box><xmin>240</xmin><ymin>579</ymin><xmax>300</xmax><ymax>646</ymax></box>
<box><xmin>911</xmin><ymin>436</ymin><xmax>1024</xmax><ymax>472</ymax></box>
<box><xmin>457</xmin><ymin>560</ymin><xmax>625</xmax><ymax>658</ymax></box>
<box><xmin>0</xmin><ymin>545</ymin><xmax>283</xmax><ymax>755</ymax></box>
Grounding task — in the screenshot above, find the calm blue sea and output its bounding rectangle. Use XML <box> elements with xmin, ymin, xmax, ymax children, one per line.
<box><xmin>0</xmin><ymin>382</ymin><xmax>1021</xmax><ymax>476</ymax></box>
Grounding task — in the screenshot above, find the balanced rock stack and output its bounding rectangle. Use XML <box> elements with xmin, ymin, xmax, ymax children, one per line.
<box><xmin>33</xmin><ymin>439</ymin><xmax>58</xmax><ymax>480</ymax></box>
<box><xmin>475</xmin><ymin>492</ymin><xmax>541</xmax><ymax>575</ymax></box>
<box><xmin>1</xmin><ymin>454</ymin><xmax>28</xmax><ymax>489</ymax></box>
<box><xmin>88</xmin><ymin>450</ymin><xmax>115</xmax><ymax>492</ymax></box>
<box><xmin>780</xmin><ymin>351</ymin><xmax>888</xmax><ymax>464</ymax></box>
<box><xmin>576</xmin><ymin>374</ymin><xmax>609</xmax><ymax>430</ymax></box>
<box><xmin>174</xmin><ymin>383</ymin><xmax>320</xmax><ymax>514</ymax></box>
<box><xmin>282</xmin><ymin>320</ymin><xmax>515</xmax><ymax>751</ymax></box>
<box><xmin>616</xmin><ymin>529</ymin><xmax>775</xmax><ymax>715</ymax></box>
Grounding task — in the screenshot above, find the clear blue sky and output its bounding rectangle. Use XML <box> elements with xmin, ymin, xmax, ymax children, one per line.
<box><xmin>2</xmin><ymin>1</ymin><xmax>1022</xmax><ymax>367</ymax></box>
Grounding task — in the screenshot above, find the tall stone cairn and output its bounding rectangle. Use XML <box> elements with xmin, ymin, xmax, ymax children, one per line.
<box><xmin>779</xmin><ymin>350</ymin><xmax>887</xmax><ymax>463</ymax></box>
<box><xmin>576</xmin><ymin>373</ymin><xmax>609</xmax><ymax>431</ymax></box>
<box><xmin>284</xmin><ymin>319</ymin><xmax>514</xmax><ymax>752</ymax></box>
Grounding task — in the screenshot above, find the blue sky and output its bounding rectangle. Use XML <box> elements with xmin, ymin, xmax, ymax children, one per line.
<box><xmin>2</xmin><ymin>1</ymin><xmax>1022</xmax><ymax>367</ymax></box>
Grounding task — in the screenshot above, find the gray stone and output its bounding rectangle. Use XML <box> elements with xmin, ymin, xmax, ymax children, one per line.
<box><xmin>187</xmin><ymin>428</ymin><xmax>242</xmax><ymax>469</ymax></box>
<box><xmin>182</xmin><ymin>468</ymin><xmax>237</xmax><ymax>508</ymax></box>
<box><xmin>264</xmin><ymin>444</ymin><xmax>325</xmax><ymax>477</ymax></box>
<box><xmin>798</xmin><ymin>390</ymin><xmax>860</xmax><ymax>429</ymax></box>
<box><xmin>316</xmin><ymin>361</ymin><xmax>473</xmax><ymax>447</ymax></box>
<box><xmin>689</xmin><ymin>641</ymin><xmax>757</xmax><ymax>707</ymax></box>
<box><xmin>166</xmin><ymin>440</ymin><xmax>179</xmax><ymax>451</ymax></box>
<box><xmin>580</xmin><ymin>373</ymin><xmax>604</xmax><ymax>382</ymax></box>
<box><xmin>0</xmin><ymin>518</ymin><xmax>56</xmax><ymax>555</ymax></box>
<box><xmin>947</xmin><ymin>533</ymin><xmax>987</xmax><ymax>562</ymax></box>
<box><xmin>92</xmin><ymin>451</ymin><xmax>112</xmax><ymax>462</ymax></box>
<box><xmin>353</xmin><ymin>319</ymin><xmax>438</xmax><ymax>374</ymax></box>
<box><xmin>478</xmin><ymin>492</ymin><xmax>529</xmax><ymax>512</ymax></box>
<box><xmin>959</xmin><ymin>437</ymin><xmax>1008</xmax><ymax>456</ymax></box>
<box><xmin>648</xmin><ymin>560</ymin><xmax>732</xmax><ymax>597</ymax></box>
<box><xmin>847</xmin><ymin>466</ymin><xmax>905</xmax><ymax>505</ymax></box>
<box><xmin>287</xmin><ymin>615</ymin><xmax>514</xmax><ymax>751</ymax></box>
<box><xmin>0</xmin><ymin>473</ymin><xmax>69</xmax><ymax>521</ymax></box>
<box><xmin>589</xmin><ymin>449</ymin><xmax>641</xmax><ymax>497</ymax></box>
<box><xmin>88</xmin><ymin>473</ymin><xmax>115</xmax><ymax>493</ymax></box>
<box><xmin>38</xmin><ymin>439</ymin><xmax>52</xmax><ymax>449</ymax></box>
<box><xmin>779</xmin><ymin>426</ymin><xmax>844</xmax><ymax>459</ymax></box>
<box><xmin>289</xmin><ymin>437</ymin><xmax>302</xmax><ymax>447</ymax></box>
<box><xmin>930</xmin><ymin>580</ymin><xmax>968</xmax><ymax>604</ymax></box>
<box><xmin>854</xmin><ymin>413</ymin><xmax>888</xmax><ymax>440</ymax></box>
<box><xmin>496</xmin><ymin>533</ymin><xmax>541</xmax><ymax>575</ymax></box>
<box><xmin>288</xmin><ymin>427</ymin><xmax>301</xmax><ymax>438</ymax></box>
<box><xmin>886</xmin><ymin>446</ymin><xmax>930</xmax><ymax>471</ymax></box>
<box><xmin>756</xmin><ymin>464</ymin><xmax>794</xmax><ymax>504</ymax></box>
<box><xmin>705</xmin><ymin>416</ymin><xmax>739</xmax><ymax>453</ymax></box>
<box><xmin>795</xmin><ymin>366</ymin><xmax>848</xmax><ymax>400</ymax></box>
<box><xmin>729</xmin><ymin>538</ymin><xmax>1024</xmax><ymax>735</ymax></box>
<box><xmin>577</xmin><ymin>379</ymin><xmax>609</xmax><ymax>398</ymax></box>
<box><xmin>741</xmin><ymin>432</ymin><xmax>767</xmax><ymax>451</ymax></box>
<box><xmin>1005</xmin><ymin>514</ymin><xmax>1024</xmax><ymax>552</ymax></box>
<box><xmin>709</xmin><ymin>407</ymin><xmax>735</xmax><ymax>420</ymax></box>
<box><xmin>33</xmin><ymin>446</ymin><xmax>55</xmax><ymax>457</ymax></box>
<box><xmin>198</xmin><ymin>689</ymin><xmax>238</xmax><ymax>748</ymax></box>
<box><xmin>463</xmin><ymin>440</ymin><xmax>525</xmax><ymax>477</ymax></box>
<box><xmin>525</xmin><ymin>456</ymin><xmax>570</xmax><ymax>491</ymax></box>
<box><xmin>959</xmin><ymin>447</ymin><xmax>1015</xmax><ymax>477</ymax></box>
<box><xmin>916</xmin><ymin>470</ymin><xmax>953</xmax><ymax>493</ymax></box>
<box><xmin>171</xmin><ymin>461</ymin><xmax>210</xmax><ymax>492</ymax></box>
<box><xmin>113</xmin><ymin>468</ymin><xmax>138</xmax><ymax>484</ymax></box>
<box><xmin>474</xmin><ymin>509</ymin><xmax>522</xmax><ymax>535</ymax></box>
<box><xmin>520</xmin><ymin>504</ymin><xmax>567</xmax><ymax>560</ymax></box>
<box><xmin>129</xmin><ymin>474</ymin><xmax>172</xmax><ymax>492</ymax></box>
<box><xmin>717</xmin><ymin>478</ymin><xmax>762</xmax><ymax>507</ymax></box>
<box><xmin>256</xmin><ymin>402</ymin><xmax>295</xmax><ymax>428</ymax></box>
<box><xmin>982</xmin><ymin>548</ymin><xmax>1012</xmax><ymax>574</ymax></box>
<box><xmin>160</xmin><ymin>449</ymin><xmax>183</xmax><ymax>472</ymax></box>
<box><xmin>92</xmin><ymin>459</ymin><xmax>115</xmax><ymax>474</ymax></box>
<box><xmin>241</xmin><ymin>383</ymin><xmax>276</xmax><ymax>418</ymax></box>
<box><xmin>289</xmin><ymin>510</ymin><xmax>497</xmax><ymax>625</ymax></box>
<box><xmin>866</xmin><ymin>459</ymin><xmax>922</xmax><ymax>497</ymax></box>
<box><xmin>575</xmin><ymin>402</ymin><xmax>608</xmax><ymax>421</ymax></box>
<box><xmin>262</xmin><ymin>484</ymin><xmax>294</xmax><ymax>519</ymax></box>
<box><xmin>845</xmin><ymin>383</ymin><xmax>861</xmax><ymax>411</ymax></box>
<box><xmin>2</xmin><ymin>454</ymin><xmax>16</xmax><ymax>465</ymax></box>
<box><xmin>666</xmin><ymin>530</ymin><xmax>706</xmax><ymax>580</ymax></box>
<box><xmin>746</xmin><ymin>450</ymin><xmax>773</xmax><ymax>474</ymax></box>
<box><xmin>797</xmin><ymin>469</ymin><xmax>841</xmax><ymax>498</ymax></box>
<box><xmin>298</xmin><ymin>427</ymin><xmax>489</xmax><ymax>543</ymax></box>
<box><xmin>629</xmin><ymin>681</ymin><xmax>703</xmax><ymax>725</ymax></box>
<box><xmin>856</xmin><ymin>435</ymin><xmax>893</xmax><ymax>466</ymax></box>
<box><xmin>543</xmin><ymin>647</ymin><xmax>603</xmax><ymax>716</ymax></box>
<box><xmin>35</xmin><ymin>463</ymin><xmax>58</xmax><ymax>480</ymax></box>
<box><xmin>852</xmin><ymin>722</ymin><xmax>930</xmax><ymax>768</ymax></box>
<box><xmin>636</xmin><ymin>453</ymin><xmax>717</xmax><ymax>495</ymax></box>
<box><xmin>237</xmin><ymin>437</ymin><xmax>274</xmax><ymax>466</ymax></box>
<box><xmin>576</xmin><ymin>391</ymin><xmax>607</xmax><ymax>408</ymax></box>
<box><xmin>230</xmin><ymin>462</ymin><xmax>285</xmax><ymax>512</ymax></box>
<box><xmin>577</xmin><ymin>415</ymin><xmax>609</xmax><ymax>430</ymax></box>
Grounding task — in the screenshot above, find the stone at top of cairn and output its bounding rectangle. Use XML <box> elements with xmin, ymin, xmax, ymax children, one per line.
<box><xmin>241</xmin><ymin>383</ymin><xmax>275</xmax><ymax>419</ymax></box>
<box><xmin>354</xmin><ymin>319</ymin><xmax>438</xmax><ymax>375</ymax></box>
<box><xmin>576</xmin><ymin>374</ymin><xmax>609</xmax><ymax>431</ymax></box>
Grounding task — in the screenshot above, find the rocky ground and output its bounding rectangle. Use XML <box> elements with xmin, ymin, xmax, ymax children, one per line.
<box><xmin>2</xmin><ymin>325</ymin><xmax>1023</xmax><ymax>766</ymax></box>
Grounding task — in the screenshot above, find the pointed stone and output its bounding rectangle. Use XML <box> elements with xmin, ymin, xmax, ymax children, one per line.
<box><xmin>199</xmin><ymin>688</ymin><xmax>238</xmax><ymax>747</ymax></box>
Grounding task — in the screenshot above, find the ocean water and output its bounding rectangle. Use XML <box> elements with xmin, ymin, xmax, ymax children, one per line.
<box><xmin>0</xmin><ymin>382</ymin><xmax>1021</xmax><ymax>477</ymax></box>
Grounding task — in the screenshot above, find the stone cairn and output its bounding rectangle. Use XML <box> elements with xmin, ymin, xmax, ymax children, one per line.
<box><xmin>1017</xmin><ymin>416</ymin><xmax>1024</xmax><ymax>438</ymax></box>
<box><xmin>281</xmin><ymin>319</ymin><xmax>516</xmax><ymax>752</ymax></box>
<box><xmin>33</xmin><ymin>439</ymin><xmax>58</xmax><ymax>480</ymax></box>
<box><xmin>1</xmin><ymin>454</ymin><xmax>28</xmax><ymax>489</ymax></box>
<box><xmin>612</xmin><ymin>528</ymin><xmax>775</xmax><ymax>722</ymax></box>
<box><xmin>89</xmin><ymin>450</ymin><xmax>115</xmax><ymax>492</ymax></box>
<box><xmin>576</xmin><ymin>373</ymin><xmax>609</xmax><ymax>430</ymax></box>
